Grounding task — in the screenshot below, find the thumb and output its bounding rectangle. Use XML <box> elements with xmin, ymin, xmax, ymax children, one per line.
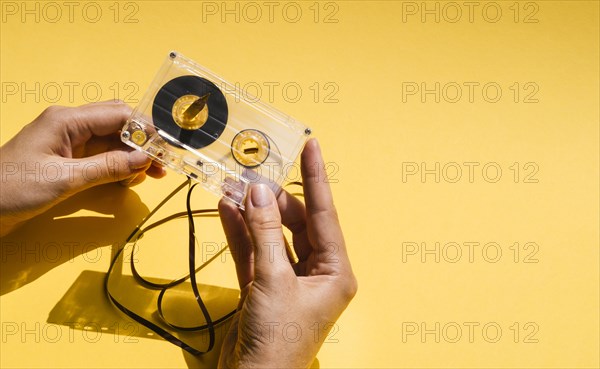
<box><xmin>74</xmin><ymin>150</ymin><xmax>150</xmax><ymax>188</ymax></box>
<box><xmin>245</xmin><ymin>184</ymin><xmax>293</xmax><ymax>286</ymax></box>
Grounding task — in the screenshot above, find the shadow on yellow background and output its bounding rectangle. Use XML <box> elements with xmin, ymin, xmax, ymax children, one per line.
<box><xmin>0</xmin><ymin>184</ymin><xmax>147</xmax><ymax>295</ymax></box>
<box><xmin>47</xmin><ymin>270</ymin><xmax>241</xmax><ymax>369</ymax></box>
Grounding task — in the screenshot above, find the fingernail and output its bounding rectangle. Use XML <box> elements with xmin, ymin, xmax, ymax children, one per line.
<box><xmin>250</xmin><ymin>184</ymin><xmax>272</xmax><ymax>208</ymax></box>
<box><xmin>128</xmin><ymin>150</ymin><xmax>150</xmax><ymax>170</ymax></box>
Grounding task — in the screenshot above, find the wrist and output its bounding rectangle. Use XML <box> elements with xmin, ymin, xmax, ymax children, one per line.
<box><xmin>220</xmin><ymin>347</ymin><xmax>314</xmax><ymax>369</ymax></box>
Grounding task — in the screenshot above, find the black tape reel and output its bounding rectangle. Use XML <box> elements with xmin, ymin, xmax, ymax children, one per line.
<box><xmin>153</xmin><ymin>75</ymin><xmax>228</xmax><ymax>149</ymax></box>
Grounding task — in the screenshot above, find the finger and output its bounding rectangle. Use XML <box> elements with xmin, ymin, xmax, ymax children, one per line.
<box><xmin>74</xmin><ymin>132</ymin><xmax>123</xmax><ymax>158</ymax></box>
<box><xmin>65</xmin><ymin>102</ymin><xmax>132</xmax><ymax>147</ymax></box>
<box><xmin>244</xmin><ymin>184</ymin><xmax>293</xmax><ymax>286</ymax></box>
<box><xmin>218</xmin><ymin>198</ymin><xmax>254</xmax><ymax>289</ymax></box>
<box><xmin>76</xmin><ymin>133</ymin><xmax>165</xmax><ymax>180</ymax></box>
<box><xmin>276</xmin><ymin>190</ymin><xmax>311</xmax><ymax>262</ymax></box>
<box><xmin>81</xmin><ymin>99</ymin><xmax>125</xmax><ymax>107</ymax></box>
<box><xmin>301</xmin><ymin>139</ymin><xmax>336</xmax><ymax>217</ymax></box>
<box><xmin>300</xmin><ymin>139</ymin><xmax>348</xmax><ymax>266</ymax></box>
<box><xmin>121</xmin><ymin>171</ymin><xmax>147</xmax><ymax>187</ymax></box>
<box><xmin>72</xmin><ymin>149</ymin><xmax>151</xmax><ymax>189</ymax></box>
<box><xmin>145</xmin><ymin>162</ymin><xmax>167</xmax><ymax>179</ymax></box>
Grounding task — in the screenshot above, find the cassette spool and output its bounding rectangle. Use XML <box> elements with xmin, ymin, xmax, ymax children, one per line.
<box><xmin>122</xmin><ymin>51</ymin><xmax>311</xmax><ymax>208</ymax></box>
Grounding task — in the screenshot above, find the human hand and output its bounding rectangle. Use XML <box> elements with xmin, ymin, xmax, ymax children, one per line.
<box><xmin>0</xmin><ymin>101</ymin><xmax>165</xmax><ymax>236</ymax></box>
<box><xmin>217</xmin><ymin>139</ymin><xmax>357</xmax><ymax>368</ymax></box>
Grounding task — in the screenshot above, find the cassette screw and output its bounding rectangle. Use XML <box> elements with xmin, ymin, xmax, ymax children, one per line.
<box><xmin>304</xmin><ymin>128</ymin><xmax>312</xmax><ymax>135</ymax></box>
<box><xmin>121</xmin><ymin>131</ymin><xmax>131</xmax><ymax>140</ymax></box>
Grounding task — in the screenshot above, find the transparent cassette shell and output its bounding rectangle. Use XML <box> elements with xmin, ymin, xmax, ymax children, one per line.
<box><xmin>122</xmin><ymin>52</ymin><xmax>311</xmax><ymax>208</ymax></box>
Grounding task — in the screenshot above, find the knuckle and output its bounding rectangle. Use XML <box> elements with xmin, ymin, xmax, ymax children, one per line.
<box><xmin>41</xmin><ymin>105</ymin><xmax>64</xmax><ymax>116</ymax></box>
<box><xmin>329</xmin><ymin>205</ymin><xmax>340</xmax><ymax>221</ymax></box>
<box><xmin>116</xmin><ymin>102</ymin><xmax>133</xmax><ymax>119</ymax></box>
<box><xmin>104</xmin><ymin>151</ymin><xmax>123</xmax><ymax>180</ymax></box>
<box><xmin>105</xmin><ymin>152</ymin><xmax>115</xmax><ymax>175</ymax></box>
<box><xmin>338</xmin><ymin>273</ymin><xmax>358</xmax><ymax>301</ymax></box>
<box><xmin>312</xmin><ymin>206</ymin><xmax>340</xmax><ymax>223</ymax></box>
<box><xmin>249</xmin><ymin>210</ymin><xmax>282</xmax><ymax>232</ymax></box>
<box><xmin>252</xmin><ymin>217</ymin><xmax>282</xmax><ymax>232</ymax></box>
<box><xmin>38</xmin><ymin>105</ymin><xmax>69</xmax><ymax>125</ymax></box>
<box><xmin>40</xmin><ymin>105</ymin><xmax>69</xmax><ymax>119</ymax></box>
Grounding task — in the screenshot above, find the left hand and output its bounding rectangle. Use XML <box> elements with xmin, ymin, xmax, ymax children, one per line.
<box><xmin>0</xmin><ymin>100</ymin><xmax>166</xmax><ymax>236</ymax></box>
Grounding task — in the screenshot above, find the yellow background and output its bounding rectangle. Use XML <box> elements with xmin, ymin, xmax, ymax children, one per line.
<box><xmin>1</xmin><ymin>1</ymin><xmax>599</xmax><ymax>368</ymax></box>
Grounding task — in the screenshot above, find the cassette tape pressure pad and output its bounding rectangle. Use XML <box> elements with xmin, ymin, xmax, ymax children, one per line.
<box><xmin>121</xmin><ymin>52</ymin><xmax>311</xmax><ymax>208</ymax></box>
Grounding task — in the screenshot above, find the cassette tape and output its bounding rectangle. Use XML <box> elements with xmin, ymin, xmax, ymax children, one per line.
<box><xmin>121</xmin><ymin>51</ymin><xmax>311</xmax><ymax>208</ymax></box>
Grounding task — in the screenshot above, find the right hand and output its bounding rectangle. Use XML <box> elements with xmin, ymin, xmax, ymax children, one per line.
<box><xmin>218</xmin><ymin>139</ymin><xmax>357</xmax><ymax>368</ymax></box>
